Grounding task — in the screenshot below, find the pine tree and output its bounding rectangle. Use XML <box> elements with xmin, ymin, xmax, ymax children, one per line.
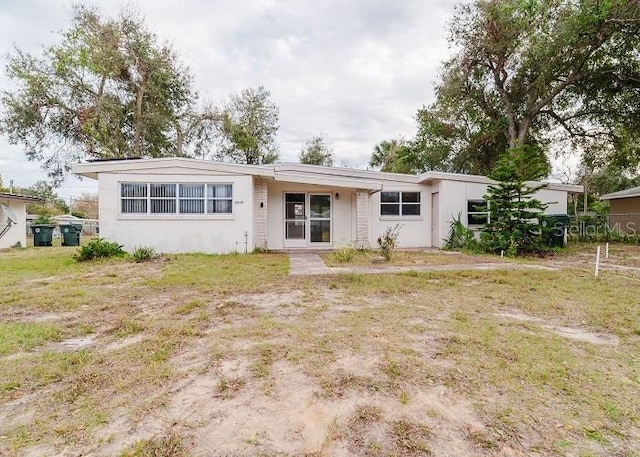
<box><xmin>481</xmin><ymin>146</ymin><xmax>551</xmax><ymax>256</ymax></box>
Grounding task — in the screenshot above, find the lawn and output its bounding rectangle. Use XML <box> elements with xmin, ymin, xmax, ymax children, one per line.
<box><xmin>0</xmin><ymin>245</ymin><xmax>638</xmax><ymax>456</ymax></box>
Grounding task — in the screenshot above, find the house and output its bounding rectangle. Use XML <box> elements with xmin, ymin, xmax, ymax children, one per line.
<box><xmin>72</xmin><ymin>158</ymin><xmax>582</xmax><ymax>254</ymax></box>
<box><xmin>600</xmin><ymin>186</ymin><xmax>640</xmax><ymax>235</ymax></box>
<box><xmin>0</xmin><ymin>192</ymin><xmax>42</xmax><ymax>249</ymax></box>
<box><xmin>25</xmin><ymin>214</ymin><xmax>100</xmax><ymax>237</ymax></box>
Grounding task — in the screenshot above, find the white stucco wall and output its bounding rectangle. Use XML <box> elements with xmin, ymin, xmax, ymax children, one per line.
<box><xmin>435</xmin><ymin>180</ymin><xmax>570</xmax><ymax>248</ymax></box>
<box><xmin>98</xmin><ymin>172</ymin><xmax>255</xmax><ymax>254</ymax></box>
<box><xmin>370</xmin><ymin>184</ymin><xmax>432</xmax><ymax>249</ymax></box>
<box><xmin>0</xmin><ymin>199</ymin><xmax>28</xmax><ymax>249</ymax></box>
<box><xmin>266</xmin><ymin>181</ymin><xmax>354</xmax><ymax>250</ymax></box>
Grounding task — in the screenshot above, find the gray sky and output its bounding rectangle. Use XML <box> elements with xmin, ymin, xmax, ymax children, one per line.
<box><xmin>0</xmin><ymin>0</ymin><xmax>458</xmax><ymax>198</ymax></box>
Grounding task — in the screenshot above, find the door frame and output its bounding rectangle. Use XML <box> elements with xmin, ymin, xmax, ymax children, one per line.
<box><xmin>431</xmin><ymin>192</ymin><xmax>439</xmax><ymax>247</ymax></box>
<box><xmin>283</xmin><ymin>192</ymin><xmax>333</xmax><ymax>248</ymax></box>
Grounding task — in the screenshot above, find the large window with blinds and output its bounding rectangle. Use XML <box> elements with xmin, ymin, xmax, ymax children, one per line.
<box><xmin>121</xmin><ymin>183</ymin><xmax>233</xmax><ymax>215</ymax></box>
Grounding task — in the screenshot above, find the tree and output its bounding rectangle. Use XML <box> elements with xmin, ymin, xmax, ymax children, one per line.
<box><xmin>401</xmin><ymin>0</ymin><xmax>640</xmax><ymax>174</ymax></box>
<box><xmin>71</xmin><ymin>192</ymin><xmax>99</xmax><ymax>219</ymax></box>
<box><xmin>368</xmin><ymin>139</ymin><xmax>414</xmax><ymax>173</ymax></box>
<box><xmin>16</xmin><ymin>181</ymin><xmax>70</xmax><ymax>215</ymax></box>
<box><xmin>0</xmin><ymin>5</ymin><xmax>209</xmax><ymax>184</ymax></box>
<box><xmin>299</xmin><ymin>135</ymin><xmax>334</xmax><ymax>166</ymax></box>
<box><xmin>215</xmin><ymin>86</ymin><xmax>279</xmax><ymax>165</ymax></box>
<box><xmin>481</xmin><ymin>146</ymin><xmax>551</xmax><ymax>256</ymax></box>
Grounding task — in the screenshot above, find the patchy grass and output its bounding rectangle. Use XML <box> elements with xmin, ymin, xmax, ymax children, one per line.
<box><xmin>0</xmin><ymin>246</ymin><xmax>638</xmax><ymax>456</ymax></box>
<box><xmin>120</xmin><ymin>431</ymin><xmax>188</xmax><ymax>457</ymax></box>
<box><xmin>0</xmin><ymin>322</ymin><xmax>62</xmax><ymax>355</ymax></box>
<box><xmin>323</xmin><ymin>248</ymin><xmax>503</xmax><ymax>267</ymax></box>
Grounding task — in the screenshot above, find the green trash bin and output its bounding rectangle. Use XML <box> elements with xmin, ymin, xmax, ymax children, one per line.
<box><xmin>59</xmin><ymin>224</ymin><xmax>83</xmax><ymax>247</ymax></box>
<box><xmin>31</xmin><ymin>224</ymin><xmax>56</xmax><ymax>247</ymax></box>
<box><xmin>541</xmin><ymin>214</ymin><xmax>569</xmax><ymax>247</ymax></box>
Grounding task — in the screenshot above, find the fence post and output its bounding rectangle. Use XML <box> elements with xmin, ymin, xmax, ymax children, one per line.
<box><xmin>595</xmin><ymin>246</ymin><xmax>601</xmax><ymax>277</ymax></box>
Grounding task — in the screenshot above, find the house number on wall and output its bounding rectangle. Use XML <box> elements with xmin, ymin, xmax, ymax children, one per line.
<box><xmin>234</xmin><ymin>200</ymin><xmax>244</xmax><ymax>204</ymax></box>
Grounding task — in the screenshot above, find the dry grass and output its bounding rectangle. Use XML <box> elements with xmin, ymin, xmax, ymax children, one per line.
<box><xmin>322</xmin><ymin>248</ymin><xmax>502</xmax><ymax>267</ymax></box>
<box><xmin>0</xmin><ymin>245</ymin><xmax>638</xmax><ymax>456</ymax></box>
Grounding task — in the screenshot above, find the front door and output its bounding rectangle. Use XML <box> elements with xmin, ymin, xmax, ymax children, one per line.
<box><xmin>284</xmin><ymin>193</ymin><xmax>332</xmax><ymax>247</ymax></box>
<box><xmin>285</xmin><ymin>193</ymin><xmax>306</xmax><ymax>248</ymax></box>
<box><xmin>309</xmin><ymin>194</ymin><xmax>331</xmax><ymax>244</ymax></box>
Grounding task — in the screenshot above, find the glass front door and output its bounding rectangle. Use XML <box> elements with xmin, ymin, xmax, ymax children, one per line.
<box><xmin>285</xmin><ymin>193</ymin><xmax>306</xmax><ymax>245</ymax></box>
<box><xmin>309</xmin><ymin>194</ymin><xmax>331</xmax><ymax>243</ymax></box>
<box><xmin>284</xmin><ymin>193</ymin><xmax>331</xmax><ymax>246</ymax></box>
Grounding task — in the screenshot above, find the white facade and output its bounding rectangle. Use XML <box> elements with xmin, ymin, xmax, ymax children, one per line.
<box><xmin>73</xmin><ymin>158</ymin><xmax>582</xmax><ymax>254</ymax></box>
<box><xmin>1</xmin><ymin>194</ymin><xmax>40</xmax><ymax>249</ymax></box>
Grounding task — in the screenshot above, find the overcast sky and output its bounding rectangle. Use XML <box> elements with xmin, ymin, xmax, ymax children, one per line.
<box><xmin>0</xmin><ymin>0</ymin><xmax>458</xmax><ymax>198</ymax></box>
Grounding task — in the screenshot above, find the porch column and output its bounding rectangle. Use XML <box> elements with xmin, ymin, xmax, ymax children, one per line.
<box><xmin>254</xmin><ymin>178</ymin><xmax>268</xmax><ymax>250</ymax></box>
<box><xmin>355</xmin><ymin>190</ymin><xmax>370</xmax><ymax>249</ymax></box>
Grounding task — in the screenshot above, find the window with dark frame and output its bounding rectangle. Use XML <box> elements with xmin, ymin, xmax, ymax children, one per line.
<box><xmin>120</xmin><ymin>183</ymin><xmax>233</xmax><ymax>215</ymax></box>
<box><xmin>467</xmin><ymin>199</ymin><xmax>490</xmax><ymax>225</ymax></box>
<box><xmin>380</xmin><ymin>191</ymin><xmax>421</xmax><ymax>216</ymax></box>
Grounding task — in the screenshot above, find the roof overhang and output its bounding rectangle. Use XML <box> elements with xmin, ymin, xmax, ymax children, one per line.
<box><xmin>0</xmin><ymin>192</ymin><xmax>42</xmax><ymax>203</ymax></box>
<box><xmin>72</xmin><ymin>158</ymin><xmax>275</xmax><ymax>180</ymax></box>
<box><xmin>600</xmin><ymin>187</ymin><xmax>640</xmax><ymax>200</ymax></box>
<box><xmin>418</xmin><ymin>171</ymin><xmax>583</xmax><ymax>193</ymax></box>
<box><xmin>273</xmin><ymin>171</ymin><xmax>382</xmax><ymax>191</ymax></box>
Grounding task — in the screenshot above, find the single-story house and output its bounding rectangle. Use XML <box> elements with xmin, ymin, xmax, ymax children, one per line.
<box><xmin>72</xmin><ymin>158</ymin><xmax>583</xmax><ymax>254</ymax></box>
<box><xmin>0</xmin><ymin>192</ymin><xmax>42</xmax><ymax>249</ymax></box>
<box><xmin>600</xmin><ymin>186</ymin><xmax>640</xmax><ymax>234</ymax></box>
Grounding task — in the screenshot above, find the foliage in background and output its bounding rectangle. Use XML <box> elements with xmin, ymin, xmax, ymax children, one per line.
<box><xmin>131</xmin><ymin>246</ymin><xmax>156</xmax><ymax>263</ymax></box>
<box><xmin>444</xmin><ymin>213</ymin><xmax>478</xmax><ymax>251</ymax></box>
<box><xmin>32</xmin><ymin>214</ymin><xmax>55</xmax><ymax>225</ymax></box>
<box><xmin>75</xmin><ymin>238</ymin><xmax>125</xmax><ymax>262</ymax></box>
<box><xmin>371</xmin><ymin>0</ymin><xmax>640</xmax><ymax>175</ymax></box>
<box><xmin>0</xmin><ymin>5</ymin><xmax>217</xmax><ymax>184</ymax></box>
<box><xmin>481</xmin><ymin>146</ymin><xmax>551</xmax><ymax>256</ymax></box>
<box><xmin>299</xmin><ymin>135</ymin><xmax>334</xmax><ymax>166</ymax></box>
<box><xmin>368</xmin><ymin>139</ymin><xmax>414</xmax><ymax>173</ymax></box>
<box><xmin>377</xmin><ymin>224</ymin><xmax>401</xmax><ymax>261</ymax></box>
<box><xmin>214</xmin><ymin>86</ymin><xmax>279</xmax><ymax>165</ymax></box>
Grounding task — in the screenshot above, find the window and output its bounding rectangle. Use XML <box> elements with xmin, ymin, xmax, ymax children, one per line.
<box><xmin>380</xmin><ymin>191</ymin><xmax>421</xmax><ymax>216</ymax></box>
<box><xmin>121</xmin><ymin>183</ymin><xmax>147</xmax><ymax>213</ymax></box>
<box><xmin>467</xmin><ymin>199</ymin><xmax>489</xmax><ymax>225</ymax></box>
<box><xmin>120</xmin><ymin>182</ymin><xmax>233</xmax><ymax>215</ymax></box>
<box><xmin>150</xmin><ymin>184</ymin><xmax>176</xmax><ymax>214</ymax></box>
<box><xmin>207</xmin><ymin>184</ymin><xmax>233</xmax><ymax>214</ymax></box>
<box><xmin>179</xmin><ymin>184</ymin><xmax>205</xmax><ymax>214</ymax></box>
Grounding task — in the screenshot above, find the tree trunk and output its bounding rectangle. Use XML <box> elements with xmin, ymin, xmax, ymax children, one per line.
<box><xmin>133</xmin><ymin>75</ymin><xmax>147</xmax><ymax>157</ymax></box>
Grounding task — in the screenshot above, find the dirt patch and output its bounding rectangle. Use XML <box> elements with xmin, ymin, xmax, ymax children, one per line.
<box><xmin>495</xmin><ymin>310</ymin><xmax>620</xmax><ymax>345</ymax></box>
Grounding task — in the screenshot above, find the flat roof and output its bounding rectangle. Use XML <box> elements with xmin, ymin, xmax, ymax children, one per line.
<box><xmin>0</xmin><ymin>192</ymin><xmax>42</xmax><ymax>203</ymax></box>
<box><xmin>600</xmin><ymin>186</ymin><xmax>640</xmax><ymax>200</ymax></box>
<box><xmin>71</xmin><ymin>157</ymin><xmax>583</xmax><ymax>192</ymax></box>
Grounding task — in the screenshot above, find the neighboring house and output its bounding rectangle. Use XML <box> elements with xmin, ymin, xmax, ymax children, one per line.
<box><xmin>0</xmin><ymin>192</ymin><xmax>42</xmax><ymax>249</ymax></box>
<box><xmin>25</xmin><ymin>214</ymin><xmax>100</xmax><ymax>237</ymax></box>
<box><xmin>72</xmin><ymin>158</ymin><xmax>582</xmax><ymax>254</ymax></box>
<box><xmin>600</xmin><ymin>186</ymin><xmax>640</xmax><ymax>234</ymax></box>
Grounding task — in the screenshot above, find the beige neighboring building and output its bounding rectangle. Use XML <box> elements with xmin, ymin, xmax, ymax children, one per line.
<box><xmin>73</xmin><ymin>158</ymin><xmax>582</xmax><ymax>254</ymax></box>
<box><xmin>601</xmin><ymin>187</ymin><xmax>640</xmax><ymax>235</ymax></box>
<box><xmin>0</xmin><ymin>192</ymin><xmax>42</xmax><ymax>249</ymax></box>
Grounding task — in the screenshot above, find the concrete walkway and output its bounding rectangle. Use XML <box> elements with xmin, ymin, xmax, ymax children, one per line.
<box><xmin>288</xmin><ymin>252</ymin><xmax>557</xmax><ymax>276</ymax></box>
<box><xmin>288</xmin><ymin>253</ymin><xmax>332</xmax><ymax>275</ymax></box>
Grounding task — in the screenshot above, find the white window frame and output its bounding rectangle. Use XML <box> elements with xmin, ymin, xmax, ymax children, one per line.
<box><xmin>380</xmin><ymin>191</ymin><xmax>421</xmax><ymax>217</ymax></box>
<box><xmin>119</xmin><ymin>182</ymin><xmax>234</xmax><ymax>217</ymax></box>
<box><xmin>467</xmin><ymin>199</ymin><xmax>490</xmax><ymax>226</ymax></box>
